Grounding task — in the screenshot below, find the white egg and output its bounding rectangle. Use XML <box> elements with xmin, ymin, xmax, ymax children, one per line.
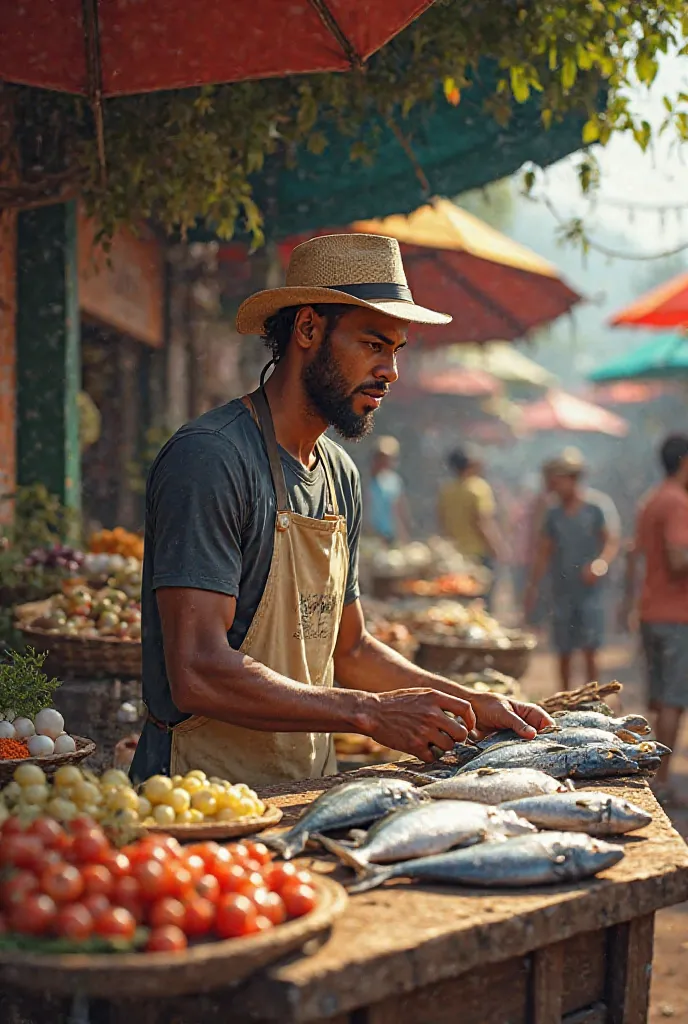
<box><xmin>0</xmin><ymin>721</ymin><xmax>16</xmax><ymax>740</ymax></box>
<box><xmin>27</xmin><ymin>734</ymin><xmax>55</xmax><ymax>757</ymax></box>
<box><xmin>53</xmin><ymin>733</ymin><xmax>76</xmax><ymax>754</ymax></box>
<box><xmin>33</xmin><ymin>708</ymin><xmax>65</xmax><ymax>740</ymax></box>
<box><xmin>13</xmin><ymin>717</ymin><xmax>35</xmax><ymax>739</ymax></box>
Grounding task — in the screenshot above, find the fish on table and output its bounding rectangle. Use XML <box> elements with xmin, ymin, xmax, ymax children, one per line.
<box><xmin>500</xmin><ymin>791</ymin><xmax>652</xmax><ymax>836</ymax></box>
<box><xmin>264</xmin><ymin>778</ymin><xmax>426</xmax><ymax>859</ymax></box>
<box><xmin>421</xmin><ymin>767</ymin><xmax>574</xmax><ymax>804</ymax></box>
<box><xmin>452</xmin><ymin>742</ymin><xmax>650</xmax><ymax>779</ymax></box>
<box><xmin>316</xmin><ymin>799</ymin><xmax>535</xmax><ymax>870</ymax></box>
<box><xmin>347</xmin><ymin>832</ymin><xmax>625</xmax><ymax>893</ymax></box>
<box><xmin>549</xmin><ymin>710</ymin><xmax>651</xmax><ymax>738</ymax></box>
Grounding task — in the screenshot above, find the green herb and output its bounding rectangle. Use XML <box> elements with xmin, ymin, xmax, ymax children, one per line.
<box><xmin>0</xmin><ymin>929</ymin><xmax>148</xmax><ymax>955</ymax></box>
<box><xmin>0</xmin><ymin>647</ymin><xmax>61</xmax><ymax>719</ymax></box>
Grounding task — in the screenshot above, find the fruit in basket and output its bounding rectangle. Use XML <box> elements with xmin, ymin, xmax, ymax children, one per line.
<box><xmin>27</xmin><ymin>735</ymin><xmax>55</xmax><ymax>757</ymax></box>
<box><xmin>30</xmin><ymin>586</ymin><xmax>142</xmax><ymax>641</ymax></box>
<box><xmin>0</xmin><ymin>820</ymin><xmax>318</xmax><ymax>953</ymax></box>
<box><xmin>89</xmin><ymin>528</ymin><xmax>144</xmax><ymax>561</ymax></box>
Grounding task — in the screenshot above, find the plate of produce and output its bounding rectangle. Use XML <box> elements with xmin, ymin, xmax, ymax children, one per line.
<box><xmin>0</xmin><ymin>809</ymin><xmax>346</xmax><ymax>997</ymax></box>
<box><xmin>1</xmin><ymin>763</ymin><xmax>282</xmax><ymax>843</ymax></box>
<box><xmin>0</xmin><ymin>650</ymin><xmax>95</xmax><ymax>783</ymax></box>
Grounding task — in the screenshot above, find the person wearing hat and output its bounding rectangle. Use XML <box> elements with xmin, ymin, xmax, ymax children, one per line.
<box><xmin>132</xmin><ymin>233</ymin><xmax>553</xmax><ymax>786</ymax></box>
<box><xmin>367</xmin><ymin>435</ymin><xmax>410</xmax><ymax>545</ymax></box>
<box><xmin>524</xmin><ymin>448</ymin><xmax>620</xmax><ymax>690</ymax></box>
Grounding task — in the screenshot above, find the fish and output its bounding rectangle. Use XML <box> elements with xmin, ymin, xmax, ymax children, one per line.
<box><xmin>500</xmin><ymin>791</ymin><xmax>652</xmax><ymax>836</ymax></box>
<box><xmin>347</xmin><ymin>832</ymin><xmax>625</xmax><ymax>893</ymax></box>
<box><xmin>452</xmin><ymin>742</ymin><xmax>644</xmax><ymax>780</ymax></box>
<box><xmin>315</xmin><ymin>799</ymin><xmax>536</xmax><ymax>869</ymax></box>
<box><xmin>535</xmin><ymin>728</ymin><xmax>669</xmax><ymax>757</ymax></box>
<box><xmin>263</xmin><ymin>778</ymin><xmax>426</xmax><ymax>859</ymax></box>
<box><xmin>421</xmin><ymin>767</ymin><xmax>574</xmax><ymax>804</ymax></box>
<box><xmin>550</xmin><ymin>710</ymin><xmax>651</xmax><ymax>738</ymax></box>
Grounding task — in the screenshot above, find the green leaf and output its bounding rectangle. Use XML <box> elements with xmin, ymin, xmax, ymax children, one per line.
<box><xmin>510</xmin><ymin>67</ymin><xmax>530</xmax><ymax>103</ymax></box>
<box><xmin>561</xmin><ymin>56</ymin><xmax>577</xmax><ymax>91</ymax></box>
<box><xmin>636</xmin><ymin>52</ymin><xmax>659</xmax><ymax>86</ymax></box>
<box><xmin>582</xmin><ymin>119</ymin><xmax>600</xmax><ymax>144</ymax></box>
<box><xmin>541</xmin><ymin>108</ymin><xmax>553</xmax><ymax>130</ymax></box>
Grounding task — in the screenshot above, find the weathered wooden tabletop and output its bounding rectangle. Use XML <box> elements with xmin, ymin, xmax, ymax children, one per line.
<box><xmin>219</xmin><ymin>763</ymin><xmax>688</xmax><ymax>1023</ymax></box>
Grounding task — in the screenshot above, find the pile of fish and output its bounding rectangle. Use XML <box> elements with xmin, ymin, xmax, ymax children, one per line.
<box><xmin>264</xmin><ymin>708</ymin><xmax>659</xmax><ymax>894</ymax></box>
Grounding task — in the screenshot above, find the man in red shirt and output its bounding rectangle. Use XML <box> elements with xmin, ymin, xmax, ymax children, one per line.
<box><xmin>625</xmin><ymin>434</ymin><xmax>688</xmax><ymax>800</ymax></box>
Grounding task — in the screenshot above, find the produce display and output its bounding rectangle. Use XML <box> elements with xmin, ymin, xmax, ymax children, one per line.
<box><xmin>24</xmin><ymin>545</ymin><xmax>84</xmax><ymax>574</ymax></box>
<box><xmin>0</xmin><ymin>813</ymin><xmax>319</xmax><ymax>954</ymax></box>
<box><xmin>397</xmin><ymin>573</ymin><xmax>486</xmax><ymax>598</ymax></box>
<box><xmin>81</xmin><ymin>554</ymin><xmax>142</xmax><ymax>596</ymax></box>
<box><xmin>27</xmin><ymin>585</ymin><xmax>141</xmax><ymax>641</ymax></box>
<box><xmin>0</xmin><ymin>650</ymin><xmax>75</xmax><ymax>762</ymax></box>
<box><xmin>0</xmin><ymin>765</ymin><xmax>266</xmax><ymax>834</ymax></box>
<box><xmin>89</xmin><ymin>528</ymin><xmax>144</xmax><ymax>562</ymax></box>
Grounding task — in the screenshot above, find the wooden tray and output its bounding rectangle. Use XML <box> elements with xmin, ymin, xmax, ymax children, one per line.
<box><xmin>0</xmin><ymin>735</ymin><xmax>95</xmax><ymax>786</ymax></box>
<box><xmin>143</xmin><ymin>802</ymin><xmax>283</xmax><ymax>841</ymax></box>
<box><xmin>0</xmin><ymin>874</ymin><xmax>347</xmax><ymax>999</ymax></box>
<box><xmin>17</xmin><ymin>623</ymin><xmax>142</xmax><ymax>679</ymax></box>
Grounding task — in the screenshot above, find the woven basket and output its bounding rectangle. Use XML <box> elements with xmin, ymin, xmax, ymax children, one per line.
<box><xmin>415</xmin><ymin>633</ymin><xmax>536</xmax><ymax>680</ymax></box>
<box><xmin>0</xmin><ymin>735</ymin><xmax>96</xmax><ymax>786</ymax></box>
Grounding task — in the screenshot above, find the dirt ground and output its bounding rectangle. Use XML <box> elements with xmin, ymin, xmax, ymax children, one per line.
<box><xmin>520</xmin><ymin>637</ymin><xmax>688</xmax><ymax>1022</ymax></box>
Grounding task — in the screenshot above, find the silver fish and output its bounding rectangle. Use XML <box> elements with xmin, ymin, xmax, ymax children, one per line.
<box><xmin>501</xmin><ymin>791</ymin><xmax>652</xmax><ymax>835</ymax></box>
<box><xmin>348</xmin><ymin>832</ymin><xmax>624</xmax><ymax>893</ymax></box>
<box><xmin>264</xmin><ymin>778</ymin><xmax>425</xmax><ymax>859</ymax></box>
<box><xmin>453</xmin><ymin>742</ymin><xmax>643</xmax><ymax>779</ymax></box>
<box><xmin>535</xmin><ymin>727</ymin><xmax>669</xmax><ymax>758</ymax></box>
<box><xmin>422</xmin><ymin>767</ymin><xmax>574</xmax><ymax>803</ymax></box>
<box><xmin>316</xmin><ymin>800</ymin><xmax>535</xmax><ymax>869</ymax></box>
<box><xmin>550</xmin><ymin>710</ymin><xmax>651</xmax><ymax>738</ymax></box>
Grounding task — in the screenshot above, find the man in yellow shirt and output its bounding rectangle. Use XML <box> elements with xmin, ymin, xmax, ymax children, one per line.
<box><xmin>438</xmin><ymin>448</ymin><xmax>503</xmax><ymax>607</ymax></box>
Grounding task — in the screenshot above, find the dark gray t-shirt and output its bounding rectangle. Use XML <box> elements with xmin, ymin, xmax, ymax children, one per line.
<box><xmin>544</xmin><ymin>489</ymin><xmax>619</xmax><ymax>599</ymax></box>
<box><xmin>141</xmin><ymin>399</ymin><xmax>362</xmax><ymax>725</ymax></box>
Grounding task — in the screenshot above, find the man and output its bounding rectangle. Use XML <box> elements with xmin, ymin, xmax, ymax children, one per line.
<box><xmin>623</xmin><ymin>435</ymin><xmax>688</xmax><ymax>802</ymax></box>
<box><xmin>132</xmin><ymin>233</ymin><xmax>552</xmax><ymax>785</ymax></box>
<box><xmin>524</xmin><ymin>449</ymin><xmax>620</xmax><ymax>690</ymax></box>
<box><xmin>367</xmin><ymin>435</ymin><xmax>410</xmax><ymax>545</ymax></box>
<box><xmin>437</xmin><ymin>447</ymin><xmax>502</xmax><ymax>608</ymax></box>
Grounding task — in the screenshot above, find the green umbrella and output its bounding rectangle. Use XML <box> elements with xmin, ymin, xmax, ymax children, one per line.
<box><xmin>588</xmin><ymin>334</ymin><xmax>688</xmax><ymax>382</ymax></box>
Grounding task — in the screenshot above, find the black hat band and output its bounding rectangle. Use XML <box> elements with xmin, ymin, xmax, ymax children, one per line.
<box><xmin>328</xmin><ymin>282</ymin><xmax>413</xmax><ymax>302</ymax></box>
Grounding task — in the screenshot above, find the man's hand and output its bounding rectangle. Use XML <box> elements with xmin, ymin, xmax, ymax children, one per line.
<box><xmin>468</xmin><ymin>693</ymin><xmax>555</xmax><ymax>741</ymax></box>
<box><xmin>363</xmin><ymin>688</ymin><xmax>475</xmax><ymax>763</ymax></box>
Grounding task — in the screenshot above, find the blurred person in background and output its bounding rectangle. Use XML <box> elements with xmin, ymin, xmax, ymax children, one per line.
<box><xmin>523</xmin><ymin>459</ymin><xmax>558</xmax><ymax>635</ymax></box>
<box><xmin>622</xmin><ymin>435</ymin><xmax>688</xmax><ymax>804</ymax></box>
<box><xmin>438</xmin><ymin>447</ymin><xmax>503</xmax><ymax>610</ymax></box>
<box><xmin>524</xmin><ymin>449</ymin><xmax>620</xmax><ymax>689</ymax></box>
<box><xmin>367</xmin><ymin>435</ymin><xmax>411</xmax><ymax>545</ymax></box>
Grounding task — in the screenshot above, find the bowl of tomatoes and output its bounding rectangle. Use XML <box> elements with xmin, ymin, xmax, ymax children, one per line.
<box><xmin>0</xmin><ymin>814</ymin><xmax>347</xmax><ymax>997</ymax></box>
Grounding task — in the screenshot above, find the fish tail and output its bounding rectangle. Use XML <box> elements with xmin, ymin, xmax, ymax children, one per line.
<box><xmin>313</xmin><ymin>833</ymin><xmax>371</xmax><ymax>875</ymax></box>
<box><xmin>347</xmin><ymin>867</ymin><xmax>397</xmax><ymax>894</ymax></box>
<box><xmin>261</xmin><ymin>831</ymin><xmax>306</xmax><ymax>860</ymax></box>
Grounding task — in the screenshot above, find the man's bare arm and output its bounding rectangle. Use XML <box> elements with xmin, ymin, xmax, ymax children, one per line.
<box><xmin>157</xmin><ymin>587</ymin><xmax>473</xmax><ymax>762</ymax></box>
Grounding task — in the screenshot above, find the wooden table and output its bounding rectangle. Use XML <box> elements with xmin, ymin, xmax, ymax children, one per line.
<box><xmin>3</xmin><ymin>765</ymin><xmax>688</xmax><ymax>1024</ymax></box>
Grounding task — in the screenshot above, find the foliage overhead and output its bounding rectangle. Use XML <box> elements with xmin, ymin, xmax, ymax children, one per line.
<box><xmin>8</xmin><ymin>0</ymin><xmax>688</xmax><ymax>242</ymax></box>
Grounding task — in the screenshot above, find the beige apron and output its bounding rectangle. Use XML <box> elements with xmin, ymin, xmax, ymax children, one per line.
<box><xmin>170</xmin><ymin>387</ymin><xmax>349</xmax><ymax>787</ymax></box>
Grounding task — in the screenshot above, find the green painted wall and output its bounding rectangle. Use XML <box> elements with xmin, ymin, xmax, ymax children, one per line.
<box><xmin>16</xmin><ymin>202</ymin><xmax>81</xmax><ymax>513</ymax></box>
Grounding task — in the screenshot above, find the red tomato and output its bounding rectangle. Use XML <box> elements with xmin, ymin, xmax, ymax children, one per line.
<box><xmin>188</xmin><ymin>842</ymin><xmax>221</xmax><ymax>869</ymax></box>
<box><xmin>123</xmin><ymin>842</ymin><xmax>166</xmax><ymax>868</ymax></box>
<box><xmin>253</xmin><ymin>889</ymin><xmax>286</xmax><ymax>926</ymax></box>
<box><xmin>93</xmin><ymin>906</ymin><xmax>136</xmax><ymax>941</ymax></box>
<box><xmin>41</xmin><ymin>863</ymin><xmax>84</xmax><ymax>904</ymax></box>
<box><xmin>81</xmin><ymin>893</ymin><xmax>111</xmax><ymax>919</ymax></box>
<box><xmin>168</xmin><ymin>864</ymin><xmax>193</xmax><ymax>900</ymax></box>
<box><xmin>68</xmin><ymin>815</ymin><xmax>99</xmax><ymax>835</ymax></box>
<box><xmin>254</xmin><ymin>915</ymin><xmax>273</xmax><ymax>933</ymax></box>
<box><xmin>146</xmin><ymin>925</ymin><xmax>188</xmax><ymax>953</ymax></box>
<box><xmin>2</xmin><ymin>817</ymin><xmax>28</xmax><ymax>837</ymax></box>
<box><xmin>102</xmin><ymin>851</ymin><xmax>131</xmax><ymax>878</ymax></box>
<box><xmin>264</xmin><ymin>862</ymin><xmax>298</xmax><ymax>892</ymax></box>
<box><xmin>148</xmin><ymin>897</ymin><xmax>186</xmax><ymax>930</ymax></box>
<box><xmin>229</xmin><ymin>843</ymin><xmax>251</xmax><ymax>865</ymax></box>
<box><xmin>54</xmin><ymin>903</ymin><xmax>93</xmax><ymax>942</ymax></box>
<box><xmin>71</xmin><ymin>828</ymin><xmax>110</xmax><ymax>865</ymax></box>
<box><xmin>183</xmin><ymin>896</ymin><xmax>215</xmax><ymax>937</ymax></box>
<box><xmin>29</xmin><ymin>817</ymin><xmax>68</xmax><ymax>851</ymax></box>
<box><xmin>0</xmin><ymin>869</ymin><xmax>39</xmax><ymax>909</ymax></box>
<box><xmin>281</xmin><ymin>883</ymin><xmax>317</xmax><ymax>919</ymax></box>
<box><xmin>195</xmin><ymin>873</ymin><xmax>220</xmax><ymax>904</ymax></box>
<box><xmin>245</xmin><ymin>842</ymin><xmax>272</xmax><ymax>866</ymax></box>
<box><xmin>132</xmin><ymin>859</ymin><xmax>174</xmax><ymax>902</ymax></box>
<box><xmin>213</xmin><ymin>862</ymin><xmax>247</xmax><ymax>893</ymax></box>
<box><xmin>112</xmin><ymin>874</ymin><xmax>140</xmax><ymax>904</ymax></box>
<box><xmin>153</xmin><ymin>836</ymin><xmax>183</xmax><ymax>859</ymax></box>
<box><xmin>208</xmin><ymin>845</ymin><xmax>233</xmax><ymax>869</ymax></box>
<box><xmin>182</xmin><ymin>853</ymin><xmax>205</xmax><ymax>885</ymax></box>
<box><xmin>0</xmin><ymin>835</ymin><xmax>44</xmax><ymax>871</ymax></box>
<box><xmin>215</xmin><ymin>893</ymin><xmax>258</xmax><ymax>939</ymax></box>
<box><xmin>10</xmin><ymin>893</ymin><xmax>57</xmax><ymax>935</ymax></box>
<box><xmin>234</xmin><ymin>871</ymin><xmax>266</xmax><ymax>901</ymax></box>
<box><xmin>81</xmin><ymin>864</ymin><xmax>113</xmax><ymax>898</ymax></box>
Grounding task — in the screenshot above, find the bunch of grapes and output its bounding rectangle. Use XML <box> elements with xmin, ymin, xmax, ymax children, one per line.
<box><xmin>24</xmin><ymin>546</ymin><xmax>85</xmax><ymax>573</ymax></box>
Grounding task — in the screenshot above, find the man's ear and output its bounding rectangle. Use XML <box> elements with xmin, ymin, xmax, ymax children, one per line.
<box><xmin>293</xmin><ymin>306</ymin><xmax>326</xmax><ymax>350</ymax></box>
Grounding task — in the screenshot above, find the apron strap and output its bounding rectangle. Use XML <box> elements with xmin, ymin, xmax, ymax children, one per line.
<box><xmin>316</xmin><ymin>440</ymin><xmax>340</xmax><ymax>517</ymax></box>
<box><xmin>248</xmin><ymin>387</ymin><xmax>290</xmax><ymax>513</ymax></box>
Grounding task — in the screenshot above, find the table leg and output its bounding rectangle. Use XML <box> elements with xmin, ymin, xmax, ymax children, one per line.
<box><xmin>606</xmin><ymin>913</ymin><xmax>655</xmax><ymax>1024</ymax></box>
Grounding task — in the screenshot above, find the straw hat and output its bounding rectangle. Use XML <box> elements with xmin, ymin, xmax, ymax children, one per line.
<box><xmin>545</xmin><ymin>447</ymin><xmax>587</xmax><ymax>476</ymax></box>
<box><xmin>236</xmin><ymin>233</ymin><xmax>452</xmax><ymax>335</ymax></box>
<box><xmin>372</xmin><ymin>435</ymin><xmax>401</xmax><ymax>457</ymax></box>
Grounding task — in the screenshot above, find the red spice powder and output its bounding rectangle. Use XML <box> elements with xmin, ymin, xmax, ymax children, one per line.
<box><xmin>0</xmin><ymin>738</ymin><xmax>29</xmax><ymax>760</ymax></box>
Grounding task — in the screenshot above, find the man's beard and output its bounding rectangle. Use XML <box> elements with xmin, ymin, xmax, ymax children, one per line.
<box><xmin>302</xmin><ymin>335</ymin><xmax>384</xmax><ymax>441</ymax></box>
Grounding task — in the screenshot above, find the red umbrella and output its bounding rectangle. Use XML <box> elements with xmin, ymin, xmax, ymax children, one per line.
<box><xmin>0</xmin><ymin>1</ymin><xmax>433</xmax><ymax>96</ymax></box>
<box><xmin>416</xmin><ymin>368</ymin><xmax>500</xmax><ymax>398</ymax></box>
<box><xmin>586</xmin><ymin>381</ymin><xmax>676</xmax><ymax>405</ymax></box>
<box><xmin>521</xmin><ymin>390</ymin><xmax>629</xmax><ymax>438</ymax></box>
<box><xmin>278</xmin><ymin>199</ymin><xmax>581</xmax><ymax>346</ymax></box>
<box><xmin>609</xmin><ymin>271</ymin><xmax>688</xmax><ymax>330</ymax></box>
